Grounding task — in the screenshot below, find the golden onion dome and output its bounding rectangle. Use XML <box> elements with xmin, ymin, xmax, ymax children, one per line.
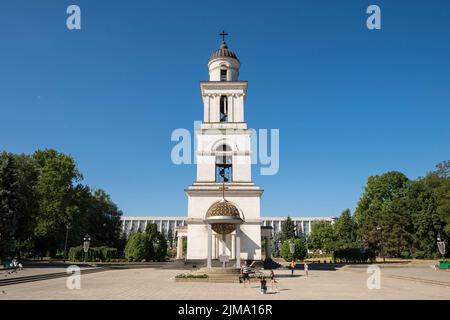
<box><xmin>206</xmin><ymin>200</ymin><xmax>241</xmax><ymax>235</ymax></box>
<box><xmin>206</xmin><ymin>200</ymin><xmax>240</xmax><ymax>218</ymax></box>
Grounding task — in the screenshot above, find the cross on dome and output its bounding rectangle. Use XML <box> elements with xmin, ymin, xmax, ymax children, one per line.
<box><xmin>219</xmin><ymin>30</ymin><xmax>229</xmax><ymax>43</ymax></box>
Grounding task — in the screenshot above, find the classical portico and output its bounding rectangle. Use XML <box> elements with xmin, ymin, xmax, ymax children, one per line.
<box><xmin>185</xmin><ymin>35</ymin><xmax>263</xmax><ymax>266</ymax></box>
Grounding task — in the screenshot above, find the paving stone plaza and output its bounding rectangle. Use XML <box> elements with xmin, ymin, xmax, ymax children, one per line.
<box><xmin>1</xmin><ymin>262</ymin><xmax>449</xmax><ymax>300</ymax></box>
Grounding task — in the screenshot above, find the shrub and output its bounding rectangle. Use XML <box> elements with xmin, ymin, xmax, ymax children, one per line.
<box><xmin>124</xmin><ymin>233</ymin><xmax>152</xmax><ymax>262</ymax></box>
<box><xmin>68</xmin><ymin>246</ymin><xmax>117</xmax><ymax>262</ymax></box>
<box><xmin>98</xmin><ymin>246</ymin><xmax>118</xmax><ymax>262</ymax></box>
<box><xmin>123</xmin><ymin>224</ymin><xmax>168</xmax><ymax>262</ymax></box>
<box><xmin>307</xmin><ymin>252</ymin><xmax>331</xmax><ymax>259</ymax></box>
<box><xmin>281</xmin><ymin>238</ymin><xmax>307</xmax><ymax>261</ymax></box>
<box><xmin>400</xmin><ymin>251</ymin><xmax>411</xmax><ymax>259</ymax></box>
<box><xmin>332</xmin><ymin>248</ymin><xmax>376</xmax><ymax>263</ymax></box>
<box><xmin>412</xmin><ymin>250</ymin><xmax>425</xmax><ymax>259</ymax></box>
<box><xmin>68</xmin><ymin>246</ymin><xmax>84</xmax><ymax>262</ymax></box>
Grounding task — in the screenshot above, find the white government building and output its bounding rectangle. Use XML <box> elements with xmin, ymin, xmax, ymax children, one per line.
<box><xmin>122</xmin><ymin>35</ymin><xmax>335</xmax><ymax>266</ymax></box>
<box><xmin>121</xmin><ymin>216</ymin><xmax>336</xmax><ymax>238</ymax></box>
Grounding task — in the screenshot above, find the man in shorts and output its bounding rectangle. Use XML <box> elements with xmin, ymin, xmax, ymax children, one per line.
<box><xmin>241</xmin><ymin>261</ymin><xmax>252</xmax><ymax>288</ymax></box>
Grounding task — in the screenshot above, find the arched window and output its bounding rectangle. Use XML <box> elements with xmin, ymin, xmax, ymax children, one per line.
<box><xmin>215</xmin><ymin>144</ymin><xmax>232</xmax><ymax>182</ymax></box>
<box><xmin>220</xmin><ymin>95</ymin><xmax>228</xmax><ymax>122</ymax></box>
<box><xmin>220</xmin><ymin>68</ymin><xmax>227</xmax><ymax>81</ymax></box>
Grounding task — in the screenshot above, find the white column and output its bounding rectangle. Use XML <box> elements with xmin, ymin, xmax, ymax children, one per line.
<box><xmin>207</xmin><ymin>224</ymin><xmax>212</xmax><ymax>268</ymax></box>
<box><xmin>176</xmin><ymin>236</ymin><xmax>183</xmax><ymax>259</ymax></box>
<box><xmin>212</xmin><ymin>234</ymin><xmax>215</xmax><ymax>259</ymax></box>
<box><xmin>221</xmin><ymin>234</ymin><xmax>226</xmax><ymax>255</ymax></box>
<box><xmin>231</xmin><ymin>95</ymin><xmax>235</xmax><ymax>122</ymax></box>
<box><xmin>235</xmin><ymin>224</ymin><xmax>241</xmax><ymax>269</ymax></box>
<box><xmin>215</xmin><ymin>236</ymin><xmax>219</xmax><ymax>259</ymax></box>
<box><xmin>167</xmin><ymin>220</ymin><xmax>170</xmax><ymax>236</ymax></box>
<box><xmin>231</xmin><ymin>234</ymin><xmax>235</xmax><ymax>259</ymax></box>
<box><xmin>309</xmin><ymin>221</ymin><xmax>312</xmax><ymax>236</ymax></box>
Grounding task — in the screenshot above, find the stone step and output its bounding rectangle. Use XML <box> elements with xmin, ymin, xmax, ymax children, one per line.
<box><xmin>197</xmin><ymin>267</ymin><xmax>241</xmax><ymax>274</ymax></box>
<box><xmin>207</xmin><ymin>279</ymin><xmax>240</xmax><ymax>283</ymax></box>
<box><xmin>207</xmin><ymin>274</ymin><xmax>240</xmax><ymax>278</ymax></box>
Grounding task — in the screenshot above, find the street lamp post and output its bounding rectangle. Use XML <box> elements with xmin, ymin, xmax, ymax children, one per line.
<box><xmin>83</xmin><ymin>234</ymin><xmax>91</xmax><ymax>262</ymax></box>
<box><xmin>289</xmin><ymin>241</ymin><xmax>296</xmax><ymax>276</ymax></box>
<box><xmin>376</xmin><ymin>226</ymin><xmax>385</xmax><ymax>263</ymax></box>
<box><xmin>437</xmin><ymin>233</ymin><xmax>446</xmax><ymax>261</ymax></box>
<box><xmin>63</xmin><ymin>223</ymin><xmax>71</xmax><ymax>263</ymax></box>
<box><xmin>289</xmin><ymin>241</ymin><xmax>296</xmax><ymax>260</ymax></box>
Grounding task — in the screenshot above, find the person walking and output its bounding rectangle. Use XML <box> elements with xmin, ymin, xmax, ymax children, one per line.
<box><xmin>241</xmin><ymin>261</ymin><xmax>251</xmax><ymax>288</ymax></box>
<box><xmin>260</xmin><ymin>277</ymin><xmax>267</xmax><ymax>294</ymax></box>
<box><xmin>269</xmin><ymin>269</ymin><xmax>278</xmax><ymax>291</ymax></box>
<box><xmin>304</xmin><ymin>261</ymin><xmax>309</xmax><ymax>278</ymax></box>
<box><xmin>290</xmin><ymin>260</ymin><xmax>296</xmax><ymax>276</ymax></box>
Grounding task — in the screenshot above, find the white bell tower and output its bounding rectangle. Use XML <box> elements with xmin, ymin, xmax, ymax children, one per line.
<box><xmin>185</xmin><ymin>33</ymin><xmax>263</xmax><ymax>263</ymax></box>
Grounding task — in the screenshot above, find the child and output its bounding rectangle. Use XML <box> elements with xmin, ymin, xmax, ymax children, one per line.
<box><xmin>260</xmin><ymin>277</ymin><xmax>267</xmax><ymax>294</ymax></box>
<box><xmin>290</xmin><ymin>260</ymin><xmax>296</xmax><ymax>276</ymax></box>
<box><xmin>304</xmin><ymin>261</ymin><xmax>309</xmax><ymax>278</ymax></box>
<box><xmin>269</xmin><ymin>269</ymin><xmax>278</xmax><ymax>291</ymax></box>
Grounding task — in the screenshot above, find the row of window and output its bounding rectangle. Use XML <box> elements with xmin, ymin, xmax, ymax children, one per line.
<box><xmin>123</xmin><ymin>220</ymin><xmax>186</xmax><ymax>235</ymax></box>
<box><xmin>122</xmin><ymin>219</ymin><xmax>330</xmax><ymax>236</ymax></box>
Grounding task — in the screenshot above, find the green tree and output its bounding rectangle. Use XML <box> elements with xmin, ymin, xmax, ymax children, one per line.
<box><xmin>281</xmin><ymin>238</ymin><xmax>307</xmax><ymax>261</ymax></box>
<box><xmin>1</xmin><ymin>149</ymin><xmax>126</xmax><ymax>259</ymax></box>
<box><xmin>124</xmin><ymin>223</ymin><xmax>168</xmax><ymax>262</ymax></box>
<box><xmin>145</xmin><ymin>223</ymin><xmax>167</xmax><ymax>261</ymax></box>
<box><xmin>280</xmin><ymin>216</ymin><xmax>297</xmax><ymax>242</ymax></box>
<box><xmin>124</xmin><ymin>233</ymin><xmax>151</xmax><ymax>262</ymax></box>
<box><xmin>379</xmin><ymin>197</ymin><xmax>413</xmax><ymax>257</ymax></box>
<box><xmin>32</xmin><ymin>149</ymin><xmax>82</xmax><ymax>257</ymax></box>
<box><xmin>409</xmin><ymin>161</ymin><xmax>450</xmax><ymax>258</ymax></box>
<box><xmin>11</xmin><ymin>154</ymin><xmax>39</xmax><ymax>257</ymax></box>
<box><xmin>354</xmin><ymin>171</ymin><xmax>410</xmax><ymax>254</ymax></box>
<box><xmin>86</xmin><ymin>189</ymin><xmax>123</xmax><ymax>248</ymax></box>
<box><xmin>309</xmin><ymin>220</ymin><xmax>335</xmax><ymax>253</ymax></box>
<box><xmin>0</xmin><ymin>152</ymin><xmax>19</xmax><ymax>258</ymax></box>
<box><xmin>334</xmin><ymin>209</ymin><xmax>358</xmax><ymax>250</ymax></box>
<box><xmin>167</xmin><ymin>227</ymin><xmax>174</xmax><ymax>249</ymax></box>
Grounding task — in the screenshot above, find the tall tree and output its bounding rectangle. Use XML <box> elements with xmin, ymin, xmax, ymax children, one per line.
<box><xmin>13</xmin><ymin>154</ymin><xmax>39</xmax><ymax>256</ymax></box>
<box><xmin>309</xmin><ymin>220</ymin><xmax>335</xmax><ymax>253</ymax></box>
<box><xmin>33</xmin><ymin>149</ymin><xmax>82</xmax><ymax>257</ymax></box>
<box><xmin>88</xmin><ymin>189</ymin><xmax>123</xmax><ymax>247</ymax></box>
<box><xmin>379</xmin><ymin>197</ymin><xmax>413</xmax><ymax>257</ymax></box>
<box><xmin>354</xmin><ymin>171</ymin><xmax>410</xmax><ymax>253</ymax></box>
<box><xmin>280</xmin><ymin>216</ymin><xmax>297</xmax><ymax>242</ymax></box>
<box><xmin>334</xmin><ymin>209</ymin><xmax>358</xmax><ymax>250</ymax></box>
<box><xmin>0</xmin><ymin>152</ymin><xmax>19</xmax><ymax>258</ymax></box>
<box><xmin>145</xmin><ymin>223</ymin><xmax>167</xmax><ymax>261</ymax></box>
<box><xmin>409</xmin><ymin>161</ymin><xmax>450</xmax><ymax>258</ymax></box>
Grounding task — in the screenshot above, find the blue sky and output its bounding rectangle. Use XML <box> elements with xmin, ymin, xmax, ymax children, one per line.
<box><xmin>0</xmin><ymin>1</ymin><xmax>449</xmax><ymax>217</ymax></box>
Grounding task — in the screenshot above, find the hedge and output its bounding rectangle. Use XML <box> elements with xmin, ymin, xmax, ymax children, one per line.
<box><xmin>332</xmin><ymin>248</ymin><xmax>376</xmax><ymax>263</ymax></box>
<box><xmin>68</xmin><ymin>246</ymin><xmax>118</xmax><ymax>262</ymax></box>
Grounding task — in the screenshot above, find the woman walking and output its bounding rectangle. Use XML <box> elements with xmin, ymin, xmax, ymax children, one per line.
<box><xmin>269</xmin><ymin>269</ymin><xmax>278</xmax><ymax>291</ymax></box>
